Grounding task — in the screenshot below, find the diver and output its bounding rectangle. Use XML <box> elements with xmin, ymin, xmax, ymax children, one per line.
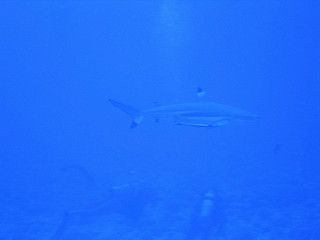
<box><xmin>186</xmin><ymin>190</ymin><xmax>225</xmax><ymax>240</ymax></box>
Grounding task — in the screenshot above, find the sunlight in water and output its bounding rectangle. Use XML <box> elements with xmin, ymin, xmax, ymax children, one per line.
<box><xmin>157</xmin><ymin>0</ymin><xmax>192</xmax><ymax>94</ymax></box>
<box><xmin>159</xmin><ymin>0</ymin><xmax>188</xmax><ymax>45</ymax></box>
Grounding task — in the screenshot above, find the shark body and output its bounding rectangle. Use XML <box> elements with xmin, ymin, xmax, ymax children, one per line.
<box><xmin>109</xmin><ymin>99</ymin><xmax>259</xmax><ymax>128</ymax></box>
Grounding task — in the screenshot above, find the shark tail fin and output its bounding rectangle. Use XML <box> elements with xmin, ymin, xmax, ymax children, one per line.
<box><xmin>109</xmin><ymin>99</ymin><xmax>144</xmax><ymax>128</ymax></box>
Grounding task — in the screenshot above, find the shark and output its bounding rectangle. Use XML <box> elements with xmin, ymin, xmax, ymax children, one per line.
<box><xmin>109</xmin><ymin>93</ymin><xmax>259</xmax><ymax>128</ymax></box>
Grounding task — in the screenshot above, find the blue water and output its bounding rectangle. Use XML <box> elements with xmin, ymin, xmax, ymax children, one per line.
<box><xmin>0</xmin><ymin>1</ymin><xmax>319</xmax><ymax>239</ymax></box>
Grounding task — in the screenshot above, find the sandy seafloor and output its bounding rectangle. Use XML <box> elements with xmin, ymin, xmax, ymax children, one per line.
<box><xmin>1</xmin><ymin>179</ymin><xmax>319</xmax><ymax>240</ymax></box>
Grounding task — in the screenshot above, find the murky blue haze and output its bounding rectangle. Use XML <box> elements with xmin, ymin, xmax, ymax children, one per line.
<box><xmin>0</xmin><ymin>1</ymin><xmax>319</xmax><ymax>239</ymax></box>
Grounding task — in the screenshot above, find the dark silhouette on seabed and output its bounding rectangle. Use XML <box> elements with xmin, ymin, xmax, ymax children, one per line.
<box><xmin>186</xmin><ymin>190</ymin><xmax>225</xmax><ymax>240</ymax></box>
<box><xmin>50</xmin><ymin>181</ymin><xmax>156</xmax><ymax>240</ymax></box>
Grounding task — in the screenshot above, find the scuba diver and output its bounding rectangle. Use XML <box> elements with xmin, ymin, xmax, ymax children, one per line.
<box><xmin>186</xmin><ymin>190</ymin><xmax>225</xmax><ymax>240</ymax></box>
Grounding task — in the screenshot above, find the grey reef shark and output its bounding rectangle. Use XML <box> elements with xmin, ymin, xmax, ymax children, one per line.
<box><xmin>109</xmin><ymin>88</ymin><xmax>260</xmax><ymax>129</ymax></box>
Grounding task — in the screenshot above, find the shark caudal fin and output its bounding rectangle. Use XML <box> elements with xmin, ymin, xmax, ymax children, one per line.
<box><xmin>109</xmin><ymin>99</ymin><xmax>143</xmax><ymax>128</ymax></box>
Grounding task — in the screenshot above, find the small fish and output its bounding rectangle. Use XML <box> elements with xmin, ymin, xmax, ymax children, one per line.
<box><xmin>273</xmin><ymin>144</ymin><xmax>283</xmax><ymax>154</ymax></box>
<box><xmin>109</xmin><ymin>97</ymin><xmax>259</xmax><ymax>129</ymax></box>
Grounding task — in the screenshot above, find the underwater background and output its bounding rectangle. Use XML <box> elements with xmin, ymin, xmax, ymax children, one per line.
<box><xmin>0</xmin><ymin>1</ymin><xmax>319</xmax><ymax>239</ymax></box>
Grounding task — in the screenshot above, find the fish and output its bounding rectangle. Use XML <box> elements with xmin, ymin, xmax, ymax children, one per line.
<box><xmin>109</xmin><ymin>98</ymin><xmax>259</xmax><ymax>129</ymax></box>
<box><xmin>273</xmin><ymin>144</ymin><xmax>283</xmax><ymax>154</ymax></box>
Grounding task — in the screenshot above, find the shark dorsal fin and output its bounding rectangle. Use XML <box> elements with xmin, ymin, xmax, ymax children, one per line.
<box><xmin>197</xmin><ymin>87</ymin><xmax>207</xmax><ymax>98</ymax></box>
